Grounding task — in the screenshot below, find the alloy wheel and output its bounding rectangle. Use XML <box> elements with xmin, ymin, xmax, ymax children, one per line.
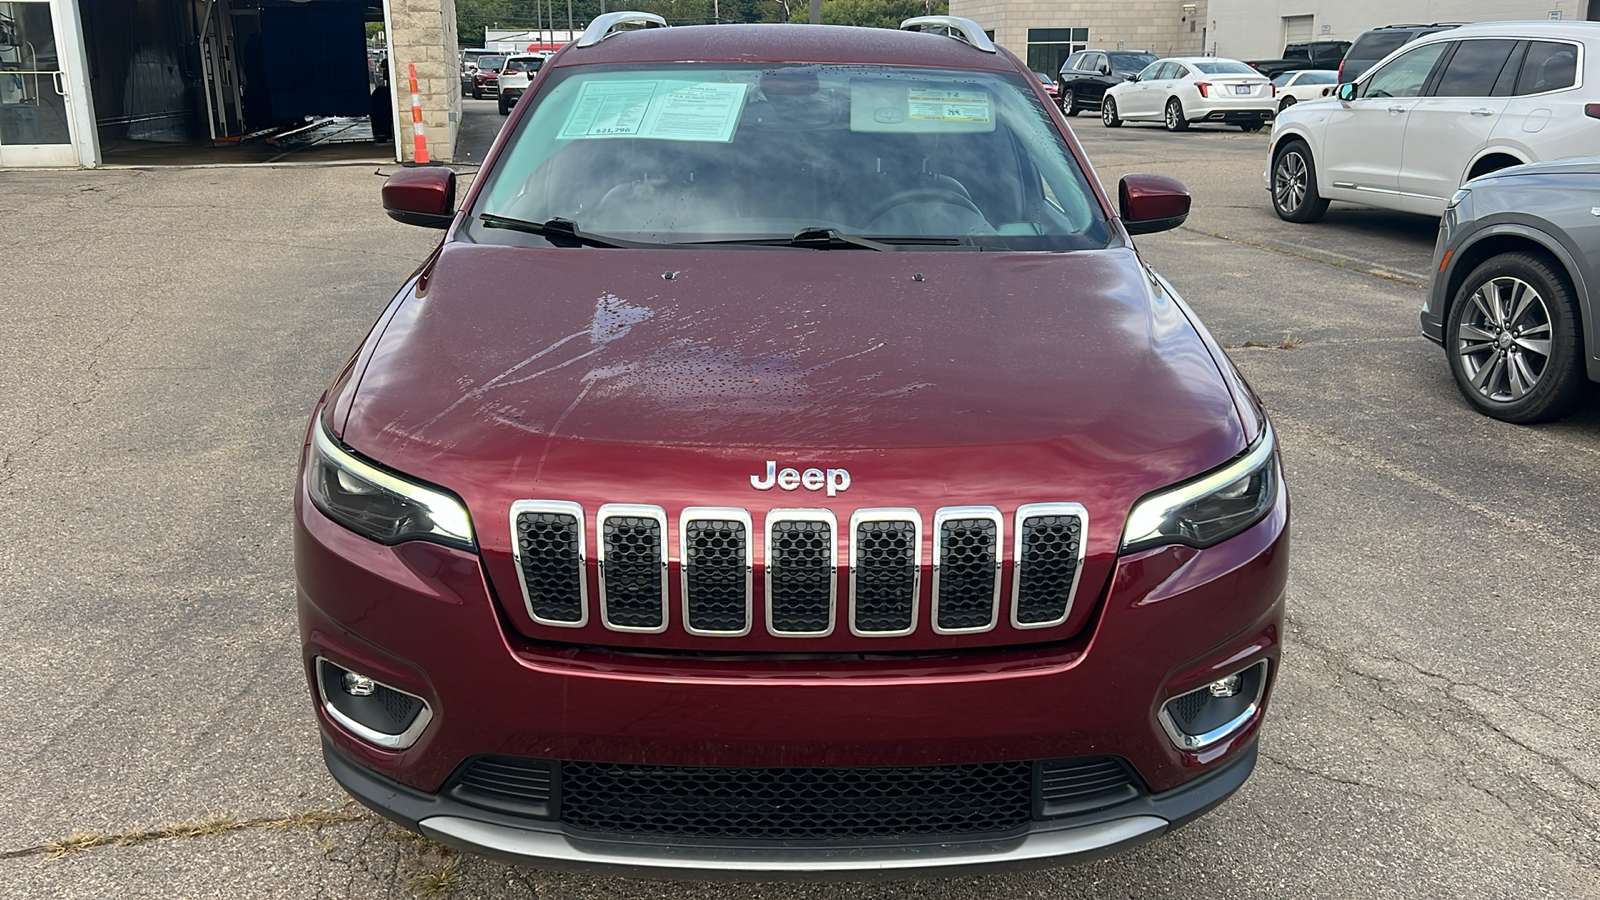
<box><xmin>1454</xmin><ymin>276</ymin><xmax>1554</xmax><ymax>402</ymax></box>
<box><xmin>1273</xmin><ymin>150</ymin><xmax>1307</xmax><ymax>214</ymax></box>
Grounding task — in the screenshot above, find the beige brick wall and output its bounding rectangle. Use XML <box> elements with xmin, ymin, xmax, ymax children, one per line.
<box><xmin>952</xmin><ymin>0</ymin><xmax>1208</xmax><ymax>68</ymax></box>
<box><xmin>388</xmin><ymin>0</ymin><xmax>462</xmax><ymax>162</ymax></box>
<box><xmin>1205</xmin><ymin>0</ymin><xmax>1591</xmax><ymax>60</ymax></box>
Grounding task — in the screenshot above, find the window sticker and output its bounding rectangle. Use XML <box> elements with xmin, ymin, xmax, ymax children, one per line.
<box><xmin>906</xmin><ymin>89</ymin><xmax>991</xmax><ymax>124</ymax></box>
<box><xmin>559</xmin><ymin>80</ymin><xmax>748</xmax><ymax>142</ymax></box>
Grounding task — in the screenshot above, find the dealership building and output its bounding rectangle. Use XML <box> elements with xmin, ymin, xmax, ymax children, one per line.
<box><xmin>1</xmin><ymin>0</ymin><xmax>460</xmax><ymax>168</ymax></box>
<box><xmin>947</xmin><ymin>0</ymin><xmax>1600</xmax><ymax>75</ymax></box>
<box><xmin>7</xmin><ymin>0</ymin><xmax>1600</xmax><ymax>169</ymax></box>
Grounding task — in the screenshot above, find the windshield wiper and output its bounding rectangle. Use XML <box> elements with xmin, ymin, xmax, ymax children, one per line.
<box><xmin>787</xmin><ymin>227</ymin><xmax>891</xmax><ymax>251</ymax></box>
<box><xmin>479</xmin><ymin>214</ymin><xmax>641</xmax><ymax>248</ymax></box>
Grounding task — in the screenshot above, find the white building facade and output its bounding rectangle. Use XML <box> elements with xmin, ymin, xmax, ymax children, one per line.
<box><xmin>1204</xmin><ymin>0</ymin><xmax>1600</xmax><ymax>60</ymax></box>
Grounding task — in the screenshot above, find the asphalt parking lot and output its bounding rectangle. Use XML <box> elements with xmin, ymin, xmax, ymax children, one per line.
<box><xmin>1</xmin><ymin>99</ymin><xmax>1597</xmax><ymax>898</ymax></box>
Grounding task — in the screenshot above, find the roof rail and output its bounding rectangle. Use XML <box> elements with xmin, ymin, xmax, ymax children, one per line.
<box><xmin>576</xmin><ymin>11</ymin><xmax>668</xmax><ymax>48</ymax></box>
<box><xmin>899</xmin><ymin>16</ymin><xmax>997</xmax><ymax>54</ymax></box>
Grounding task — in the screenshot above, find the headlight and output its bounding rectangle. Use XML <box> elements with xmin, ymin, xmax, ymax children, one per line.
<box><xmin>1120</xmin><ymin>421</ymin><xmax>1279</xmax><ymax>553</ymax></box>
<box><xmin>1447</xmin><ymin>188</ymin><xmax>1470</xmax><ymax>209</ymax></box>
<box><xmin>305</xmin><ymin>421</ymin><xmax>475</xmax><ymax>550</ymax></box>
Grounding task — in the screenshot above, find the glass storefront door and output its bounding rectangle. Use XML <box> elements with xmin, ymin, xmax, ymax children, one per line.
<box><xmin>0</xmin><ymin>1</ymin><xmax>79</xmax><ymax>166</ymax></box>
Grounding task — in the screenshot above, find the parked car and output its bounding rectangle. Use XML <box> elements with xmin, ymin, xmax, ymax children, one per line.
<box><xmin>1267</xmin><ymin>21</ymin><xmax>1599</xmax><ymax>223</ymax></box>
<box><xmin>1102</xmin><ymin>57</ymin><xmax>1275</xmax><ymax>132</ymax></box>
<box><xmin>1057</xmin><ymin>49</ymin><xmax>1157</xmax><ymax>117</ymax></box>
<box><xmin>311</xmin><ymin>12</ymin><xmax>1288</xmax><ymax>877</ymax></box>
<box><xmin>471</xmin><ymin>54</ymin><xmax>506</xmax><ymax>99</ymax></box>
<box><xmin>1246</xmin><ymin>40</ymin><xmax>1350</xmax><ymax>79</ymax></box>
<box><xmin>1339</xmin><ymin>23</ymin><xmax>1460</xmax><ymax>83</ymax></box>
<box><xmin>496</xmin><ymin>54</ymin><xmax>546</xmax><ymax>114</ymax></box>
<box><xmin>1421</xmin><ymin>159</ymin><xmax>1600</xmax><ymax>423</ymax></box>
<box><xmin>460</xmin><ymin>48</ymin><xmax>494</xmax><ymax>96</ymax></box>
<box><xmin>1033</xmin><ymin>70</ymin><xmax>1060</xmax><ymax>101</ymax></box>
<box><xmin>1271</xmin><ymin>69</ymin><xmax>1338</xmax><ymax>111</ymax></box>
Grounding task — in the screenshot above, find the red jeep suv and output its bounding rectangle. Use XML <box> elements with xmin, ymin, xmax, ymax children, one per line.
<box><xmin>298</xmin><ymin>14</ymin><xmax>1288</xmax><ymax>878</ymax></box>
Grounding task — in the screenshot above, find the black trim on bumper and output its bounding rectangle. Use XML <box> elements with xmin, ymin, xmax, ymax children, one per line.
<box><xmin>322</xmin><ymin>737</ymin><xmax>1258</xmax><ymax>880</ymax></box>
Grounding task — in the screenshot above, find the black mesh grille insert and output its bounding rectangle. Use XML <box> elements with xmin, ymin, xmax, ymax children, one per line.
<box><xmin>936</xmin><ymin>517</ymin><xmax>998</xmax><ymax>631</ymax></box>
<box><xmin>853</xmin><ymin>519</ymin><xmax>917</xmax><ymax>633</ymax></box>
<box><xmin>684</xmin><ymin>519</ymin><xmax>748</xmax><ymax>633</ymax></box>
<box><xmin>768</xmin><ymin>520</ymin><xmax>833</xmax><ymax>634</ymax></box>
<box><xmin>448</xmin><ymin>756</ymin><xmax>555</xmax><ymax>818</ymax></box>
<box><xmin>602</xmin><ymin>516</ymin><xmax>664</xmax><ymax>630</ymax></box>
<box><xmin>515</xmin><ymin>510</ymin><xmax>584</xmax><ymax>624</ymax></box>
<box><xmin>559</xmin><ymin>760</ymin><xmax>1033</xmax><ymax>840</ymax></box>
<box><xmin>1037</xmin><ymin>757</ymin><xmax>1138</xmax><ymax>817</ymax></box>
<box><xmin>1015</xmin><ymin>513</ymin><xmax>1083</xmax><ymax>625</ymax></box>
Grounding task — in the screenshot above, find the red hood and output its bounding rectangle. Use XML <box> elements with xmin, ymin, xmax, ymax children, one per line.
<box><xmin>335</xmin><ymin>243</ymin><xmax>1250</xmax><ymax>651</ymax></box>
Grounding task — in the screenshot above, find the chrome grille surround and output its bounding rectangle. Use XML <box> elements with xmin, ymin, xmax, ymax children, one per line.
<box><xmin>1011</xmin><ymin>503</ymin><xmax>1088</xmax><ymax>630</ymax></box>
<box><xmin>764</xmin><ymin>509</ymin><xmax>838</xmax><ymax>638</ymax></box>
<box><xmin>679</xmin><ymin>507</ymin><xmax>754</xmax><ymax>637</ymax></box>
<box><xmin>931</xmin><ymin>506</ymin><xmax>1004</xmax><ymax>635</ymax></box>
<box><xmin>509</xmin><ymin>500</ymin><xmax>588</xmax><ymax>628</ymax></box>
<box><xmin>596</xmin><ymin>504</ymin><xmax>670</xmax><ymax>634</ymax></box>
<box><xmin>506</xmin><ymin>502</ymin><xmax>1090</xmax><ymax>639</ymax></box>
<box><xmin>848</xmin><ymin>508</ymin><xmax>922</xmax><ymax>638</ymax></box>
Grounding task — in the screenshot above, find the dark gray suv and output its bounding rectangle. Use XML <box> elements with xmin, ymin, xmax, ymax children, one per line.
<box><xmin>1339</xmin><ymin>23</ymin><xmax>1460</xmax><ymax>82</ymax></box>
<box><xmin>1422</xmin><ymin>159</ymin><xmax>1600</xmax><ymax>423</ymax></box>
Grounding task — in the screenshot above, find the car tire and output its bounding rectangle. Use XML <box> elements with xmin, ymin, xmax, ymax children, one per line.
<box><xmin>1239</xmin><ymin>122</ymin><xmax>1264</xmax><ymax>132</ymax></box>
<box><xmin>1062</xmin><ymin>98</ymin><xmax>1079</xmax><ymax>117</ymax></box>
<box><xmin>1279</xmin><ymin>95</ymin><xmax>1297</xmax><ymax>112</ymax></box>
<box><xmin>1445</xmin><ymin>252</ymin><xmax>1590</xmax><ymax>423</ymax></box>
<box><xmin>499</xmin><ymin>96</ymin><xmax>510</xmax><ymax>116</ymax></box>
<box><xmin>472</xmin><ymin>87</ymin><xmax>482</xmax><ymax>100</ymax></box>
<box><xmin>1164</xmin><ymin>98</ymin><xmax>1189</xmax><ymax>132</ymax></box>
<box><xmin>1271</xmin><ymin>139</ymin><xmax>1329</xmax><ymax>223</ymax></box>
<box><xmin>1101</xmin><ymin>96</ymin><xmax>1122</xmax><ymax>128</ymax></box>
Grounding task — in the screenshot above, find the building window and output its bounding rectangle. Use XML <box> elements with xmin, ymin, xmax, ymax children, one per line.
<box><xmin>1027</xmin><ymin>28</ymin><xmax>1088</xmax><ymax>75</ymax></box>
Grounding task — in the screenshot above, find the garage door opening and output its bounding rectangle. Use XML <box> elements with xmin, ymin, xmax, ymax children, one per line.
<box><xmin>80</xmin><ymin>0</ymin><xmax>397</xmax><ymax>165</ymax></box>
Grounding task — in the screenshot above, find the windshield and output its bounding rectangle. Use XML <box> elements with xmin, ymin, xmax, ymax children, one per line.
<box><xmin>470</xmin><ymin>63</ymin><xmax>1112</xmax><ymax>251</ymax></box>
<box><xmin>1193</xmin><ymin>61</ymin><xmax>1257</xmax><ymax>75</ymax></box>
<box><xmin>1110</xmin><ymin>53</ymin><xmax>1157</xmax><ymax>72</ymax></box>
<box><xmin>504</xmin><ymin>58</ymin><xmax>543</xmax><ymax>74</ymax></box>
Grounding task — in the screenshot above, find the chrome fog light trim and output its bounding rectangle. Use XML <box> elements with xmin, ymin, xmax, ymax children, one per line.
<box><xmin>315</xmin><ymin>658</ymin><xmax>434</xmax><ymax>750</ymax></box>
<box><xmin>1157</xmin><ymin>660</ymin><xmax>1268</xmax><ymax>751</ymax></box>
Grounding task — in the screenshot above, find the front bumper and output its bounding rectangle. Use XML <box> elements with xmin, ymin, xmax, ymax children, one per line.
<box><xmin>325</xmin><ymin>736</ymin><xmax>1258</xmax><ymax>880</ymax></box>
<box><xmin>297</xmin><ymin>445</ymin><xmax>1288</xmax><ymax>873</ymax></box>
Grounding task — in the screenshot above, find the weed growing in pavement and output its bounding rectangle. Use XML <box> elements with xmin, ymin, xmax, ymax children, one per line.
<box><xmin>406</xmin><ymin>860</ymin><xmax>462</xmax><ymax>898</ymax></box>
<box><xmin>19</xmin><ymin>805</ymin><xmax>372</xmax><ymax>860</ymax></box>
<box><xmin>1231</xmin><ymin>333</ymin><xmax>1305</xmax><ymax>350</ymax></box>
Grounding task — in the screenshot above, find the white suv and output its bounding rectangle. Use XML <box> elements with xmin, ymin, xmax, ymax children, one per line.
<box><xmin>1266</xmin><ymin>20</ymin><xmax>1599</xmax><ymax>222</ymax></box>
<box><xmin>495</xmin><ymin>54</ymin><xmax>548</xmax><ymax>116</ymax></box>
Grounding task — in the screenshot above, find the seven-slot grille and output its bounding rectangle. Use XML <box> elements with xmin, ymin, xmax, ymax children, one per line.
<box><xmin>510</xmin><ymin>504</ymin><xmax>1088</xmax><ymax>639</ymax></box>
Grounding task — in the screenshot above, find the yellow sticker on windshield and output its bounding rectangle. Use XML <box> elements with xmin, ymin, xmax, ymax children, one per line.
<box><xmin>906</xmin><ymin>90</ymin><xmax>991</xmax><ymax>124</ymax></box>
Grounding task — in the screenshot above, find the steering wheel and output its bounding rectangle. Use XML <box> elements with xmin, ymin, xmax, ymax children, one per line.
<box><xmin>862</xmin><ymin>187</ymin><xmax>984</xmax><ymax>223</ymax></box>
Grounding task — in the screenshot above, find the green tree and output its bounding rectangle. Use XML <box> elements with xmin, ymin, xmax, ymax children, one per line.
<box><xmin>820</xmin><ymin>0</ymin><xmax>946</xmax><ymax>28</ymax></box>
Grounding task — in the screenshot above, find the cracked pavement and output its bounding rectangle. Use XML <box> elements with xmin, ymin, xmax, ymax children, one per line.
<box><xmin>0</xmin><ymin>104</ymin><xmax>1597</xmax><ymax>897</ymax></box>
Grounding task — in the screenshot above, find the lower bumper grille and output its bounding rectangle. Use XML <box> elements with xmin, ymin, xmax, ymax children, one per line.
<box><xmin>444</xmin><ymin>755</ymin><xmax>1140</xmax><ymax>842</ymax></box>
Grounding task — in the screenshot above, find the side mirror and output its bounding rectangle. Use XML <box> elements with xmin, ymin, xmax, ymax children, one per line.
<box><xmin>1118</xmin><ymin>173</ymin><xmax>1190</xmax><ymax>235</ymax></box>
<box><xmin>1336</xmin><ymin>82</ymin><xmax>1356</xmax><ymax>102</ymax></box>
<box><xmin>383</xmin><ymin>167</ymin><xmax>457</xmax><ymax>229</ymax></box>
<box><xmin>1127</xmin><ymin>73</ymin><xmax>1140</xmax><ymax>83</ymax></box>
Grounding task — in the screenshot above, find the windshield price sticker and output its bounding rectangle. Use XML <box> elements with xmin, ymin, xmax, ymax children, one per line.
<box><xmin>906</xmin><ymin>90</ymin><xmax>991</xmax><ymax>124</ymax></box>
<box><xmin>560</xmin><ymin>81</ymin><xmax>748</xmax><ymax>142</ymax></box>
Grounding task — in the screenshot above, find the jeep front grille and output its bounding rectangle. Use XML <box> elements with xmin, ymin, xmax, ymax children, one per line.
<box><xmin>681</xmin><ymin>509</ymin><xmax>753</xmax><ymax>636</ymax></box>
<box><xmin>511</xmin><ymin>501</ymin><xmax>587</xmax><ymax>627</ymax></box>
<box><xmin>508</xmin><ymin>503</ymin><xmax>1088</xmax><ymax>639</ymax></box>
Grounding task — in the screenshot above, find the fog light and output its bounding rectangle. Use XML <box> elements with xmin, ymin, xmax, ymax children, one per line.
<box><xmin>316</xmin><ymin>658</ymin><xmax>433</xmax><ymax>750</ymax></box>
<box><xmin>1208</xmin><ymin>674</ymin><xmax>1243</xmax><ymax>698</ymax></box>
<box><xmin>342</xmin><ymin>673</ymin><xmax>377</xmax><ymax>696</ymax></box>
<box><xmin>1158</xmin><ymin>660</ymin><xmax>1269</xmax><ymax>751</ymax></box>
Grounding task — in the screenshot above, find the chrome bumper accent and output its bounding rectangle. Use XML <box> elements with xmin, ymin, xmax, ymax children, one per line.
<box><xmin>419</xmin><ymin>814</ymin><xmax>1167</xmax><ymax>878</ymax></box>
